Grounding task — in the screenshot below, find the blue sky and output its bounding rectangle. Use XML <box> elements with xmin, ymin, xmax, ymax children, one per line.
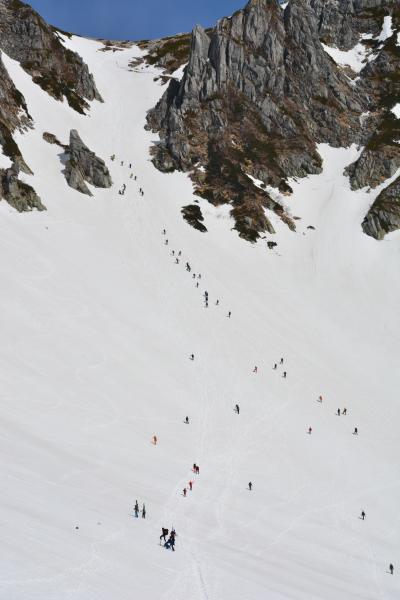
<box><xmin>27</xmin><ymin>0</ymin><xmax>245</xmax><ymax>40</ymax></box>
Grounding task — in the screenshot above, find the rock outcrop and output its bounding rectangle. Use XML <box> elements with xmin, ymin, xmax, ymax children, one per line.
<box><xmin>147</xmin><ymin>0</ymin><xmax>365</xmax><ymax>240</ymax></box>
<box><xmin>147</xmin><ymin>0</ymin><xmax>400</xmax><ymax>241</ymax></box>
<box><xmin>340</xmin><ymin>4</ymin><xmax>400</xmax><ymax>236</ymax></box>
<box><xmin>310</xmin><ymin>0</ymin><xmax>396</xmax><ymax>49</ymax></box>
<box><xmin>181</xmin><ymin>204</ymin><xmax>208</xmax><ymax>232</ymax></box>
<box><xmin>362</xmin><ymin>175</ymin><xmax>400</xmax><ymax>240</ymax></box>
<box><xmin>0</xmin><ymin>50</ymin><xmax>32</xmax><ymax>171</ymax></box>
<box><xmin>136</xmin><ymin>33</ymin><xmax>193</xmax><ymax>74</ymax></box>
<box><xmin>345</xmin><ymin>10</ymin><xmax>400</xmax><ymax>192</ymax></box>
<box><xmin>0</xmin><ymin>162</ymin><xmax>45</xmax><ymax>212</ymax></box>
<box><xmin>42</xmin><ymin>132</ymin><xmax>66</xmax><ymax>148</ymax></box>
<box><xmin>64</xmin><ymin>130</ymin><xmax>112</xmax><ymax>196</ymax></box>
<box><xmin>0</xmin><ymin>0</ymin><xmax>102</xmax><ymax>114</ymax></box>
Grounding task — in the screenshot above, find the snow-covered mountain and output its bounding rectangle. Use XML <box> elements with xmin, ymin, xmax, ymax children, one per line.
<box><xmin>0</xmin><ymin>1</ymin><xmax>399</xmax><ymax>599</ymax></box>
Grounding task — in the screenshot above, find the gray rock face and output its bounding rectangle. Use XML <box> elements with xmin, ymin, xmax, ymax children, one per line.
<box><xmin>0</xmin><ymin>162</ymin><xmax>45</xmax><ymax>212</ymax></box>
<box><xmin>148</xmin><ymin>0</ymin><xmax>400</xmax><ymax>240</ymax></box>
<box><xmin>343</xmin><ymin>6</ymin><xmax>400</xmax><ymax>238</ymax></box>
<box><xmin>297</xmin><ymin>0</ymin><xmax>400</xmax><ymax>205</ymax></box>
<box><xmin>310</xmin><ymin>0</ymin><xmax>396</xmax><ymax>50</ymax></box>
<box><xmin>64</xmin><ymin>130</ymin><xmax>112</xmax><ymax>196</ymax></box>
<box><xmin>0</xmin><ymin>0</ymin><xmax>102</xmax><ymax>114</ymax></box>
<box><xmin>148</xmin><ymin>0</ymin><xmax>365</xmax><ymax>240</ymax></box>
<box><xmin>346</xmin><ymin>145</ymin><xmax>400</xmax><ymax>191</ymax></box>
<box><xmin>0</xmin><ymin>50</ymin><xmax>32</xmax><ymax>170</ymax></box>
<box><xmin>346</xmin><ymin>23</ymin><xmax>400</xmax><ymax>190</ymax></box>
<box><xmin>151</xmin><ymin>0</ymin><xmax>365</xmax><ymax>149</ymax></box>
<box><xmin>362</xmin><ymin>176</ymin><xmax>400</xmax><ymax>239</ymax></box>
<box><xmin>0</xmin><ymin>50</ymin><xmax>30</xmax><ymax>132</ymax></box>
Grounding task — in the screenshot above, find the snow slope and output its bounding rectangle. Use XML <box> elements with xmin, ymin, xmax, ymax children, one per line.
<box><xmin>322</xmin><ymin>42</ymin><xmax>370</xmax><ymax>73</ymax></box>
<box><xmin>0</xmin><ymin>36</ymin><xmax>400</xmax><ymax>600</ymax></box>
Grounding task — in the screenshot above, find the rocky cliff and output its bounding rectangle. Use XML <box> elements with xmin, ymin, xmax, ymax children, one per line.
<box><xmin>43</xmin><ymin>129</ymin><xmax>112</xmax><ymax>196</ymax></box>
<box><xmin>147</xmin><ymin>0</ymin><xmax>366</xmax><ymax>240</ymax></box>
<box><xmin>362</xmin><ymin>174</ymin><xmax>400</xmax><ymax>239</ymax></box>
<box><xmin>0</xmin><ymin>162</ymin><xmax>45</xmax><ymax>211</ymax></box>
<box><xmin>0</xmin><ymin>0</ymin><xmax>102</xmax><ymax>114</ymax></box>
<box><xmin>310</xmin><ymin>0</ymin><xmax>396</xmax><ymax>49</ymax></box>
<box><xmin>147</xmin><ymin>0</ymin><xmax>400</xmax><ymax>241</ymax></box>
<box><xmin>346</xmin><ymin>7</ymin><xmax>400</xmax><ymax>187</ymax></box>
<box><xmin>0</xmin><ymin>0</ymin><xmax>106</xmax><ymax>213</ymax></box>
<box><xmin>65</xmin><ymin>130</ymin><xmax>112</xmax><ymax>195</ymax></box>
<box><xmin>0</xmin><ymin>49</ymin><xmax>32</xmax><ymax>171</ymax></box>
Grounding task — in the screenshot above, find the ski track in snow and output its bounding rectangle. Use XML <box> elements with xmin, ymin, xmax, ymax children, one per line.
<box><xmin>0</xmin><ymin>34</ymin><xmax>399</xmax><ymax>600</ymax></box>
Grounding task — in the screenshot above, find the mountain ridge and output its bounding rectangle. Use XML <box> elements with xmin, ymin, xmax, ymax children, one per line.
<box><xmin>147</xmin><ymin>0</ymin><xmax>400</xmax><ymax>240</ymax></box>
<box><xmin>0</xmin><ymin>0</ymin><xmax>399</xmax><ymax>241</ymax></box>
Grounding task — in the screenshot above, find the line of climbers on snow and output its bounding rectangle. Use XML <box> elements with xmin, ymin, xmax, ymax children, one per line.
<box><xmin>110</xmin><ymin>155</ymin><xmax>143</xmax><ymax>196</ymax></box>
<box><xmin>144</xmin><ymin>226</ymin><xmax>386</xmax><ymax>563</ymax></box>
<box><xmin>110</xmin><ymin>159</ymin><xmax>395</xmax><ymax>574</ymax></box>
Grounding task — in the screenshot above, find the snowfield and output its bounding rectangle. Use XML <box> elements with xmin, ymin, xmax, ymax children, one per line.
<box><xmin>0</xmin><ymin>36</ymin><xmax>400</xmax><ymax>600</ymax></box>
